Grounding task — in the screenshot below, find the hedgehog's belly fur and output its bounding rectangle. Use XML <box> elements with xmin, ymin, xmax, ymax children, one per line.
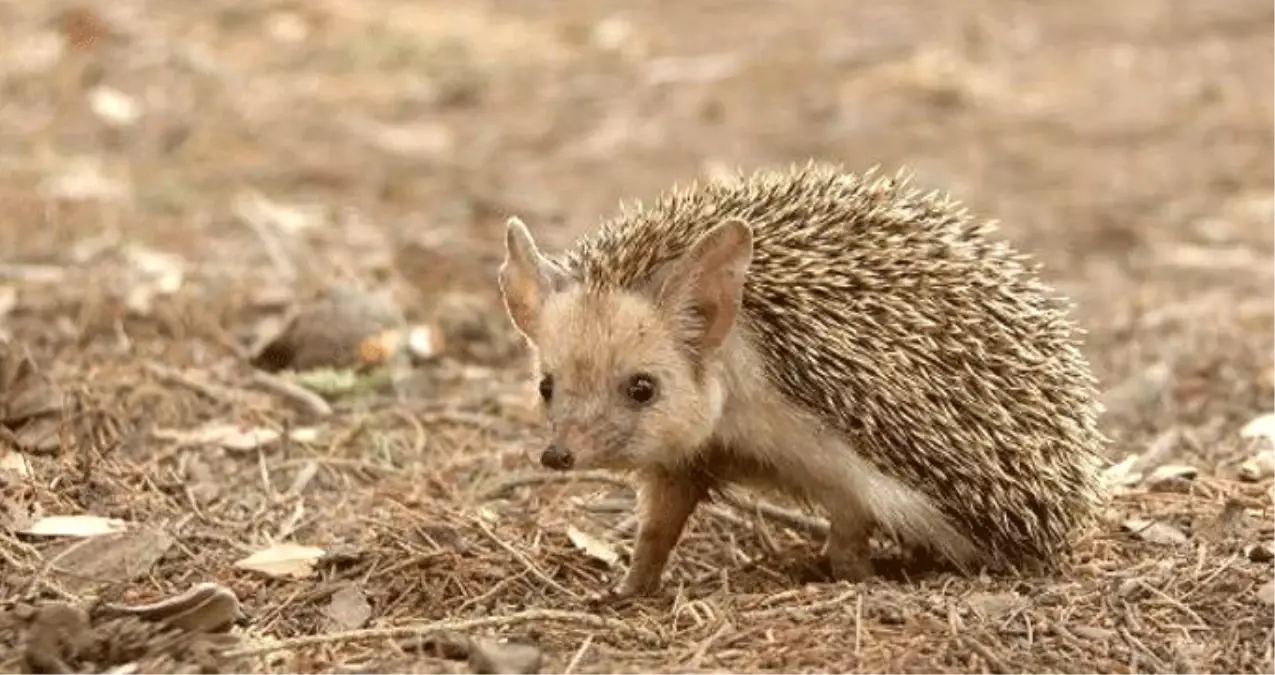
<box><xmin>703</xmin><ymin>326</ymin><xmax>985</xmax><ymax>571</ymax></box>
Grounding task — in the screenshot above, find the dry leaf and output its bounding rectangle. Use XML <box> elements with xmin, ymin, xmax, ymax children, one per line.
<box><xmin>965</xmin><ymin>591</ymin><xmax>1022</xmax><ymax>621</ymax></box>
<box><xmin>23</xmin><ymin>514</ymin><xmax>128</xmax><ymax>537</ymax></box>
<box><xmin>1102</xmin><ymin>454</ymin><xmax>1142</xmax><ymax>488</ymax></box>
<box><xmin>467</xmin><ymin>638</ymin><xmax>543</xmax><ymax>675</ymax></box>
<box><xmin>6</xmin><ymin>379</ymin><xmax>66</xmax><ymax>423</ymax></box>
<box><xmin>158</xmin><ymin>423</ymin><xmax>278</xmax><ymax>451</ymax></box>
<box><xmin>323</xmin><ymin>584</ymin><xmax>372</xmax><ymax>630</ymax></box>
<box><xmin>0</xmin><ymin>450</ymin><xmax>30</xmax><ymax>477</ymax></box>
<box><xmin>1146</xmin><ymin>464</ymin><xmax>1197</xmax><ymax>482</ymax></box>
<box><xmin>1239</xmin><ymin>450</ymin><xmax>1275</xmax><ymax>482</ymax></box>
<box><xmin>233</xmin><ymin>543</ymin><xmax>326</xmax><ymax>579</ymax></box>
<box><xmin>11</xmin><ymin>416</ymin><xmax>61</xmax><ymax>453</ymax></box>
<box><xmin>1144</xmin><ymin>464</ymin><xmax>1199</xmax><ymax>490</ymax></box>
<box><xmin>1257</xmin><ymin>581</ymin><xmax>1275</xmax><ymax>606</ymax></box>
<box><xmin>153</xmin><ymin>423</ymin><xmax>317</xmax><ymax>452</ymax></box>
<box><xmin>1106</xmin><ymin>431</ymin><xmax>1183</xmax><ymax>489</ymax></box>
<box><xmin>50</xmin><ymin>527</ymin><xmax>175</xmax><ymax>592</ymax></box>
<box><xmin>1241</xmin><ymin>413</ymin><xmax>1275</xmax><ymax>443</ymax></box>
<box><xmin>1122</xmin><ymin>518</ymin><xmax>1189</xmax><ymax>546</ymax></box>
<box><xmin>406</xmin><ymin>324</ymin><xmax>443</xmax><ymax>362</ymax></box>
<box><xmin>566</xmin><ymin>526</ymin><xmax>621</xmax><ymax>567</ymax></box>
<box><xmin>88</xmin><ymin>86</ymin><xmax>141</xmax><ymax>126</ymax></box>
<box><xmin>101</xmin><ymin>582</ymin><xmax>247</xmax><ymax>633</ymax></box>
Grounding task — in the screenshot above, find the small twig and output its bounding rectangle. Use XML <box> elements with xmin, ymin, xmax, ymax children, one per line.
<box><xmin>563</xmin><ymin>634</ymin><xmax>594</xmax><ymax>674</ymax></box>
<box><xmin>853</xmin><ymin>592</ymin><xmax>864</xmax><ymax>657</ymax></box>
<box><xmin>477</xmin><ymin>469</ymin><xmax>631</xmax><ymax>501</ymax></box>
<box><xmin>684</xmin><ymin>621</ymin><xmax>732</xmax><ymax>669</ymax></box>
<box><xmin>223</xmin><ymin>609</ymin><xmax>660</xmax><ymax>659</ymax></box>
<box><xmin>744</xmin><ymin>589</ymin><xmax>857</xmax><ymax>621</ymax></box>
<box><xmin>250</xmin><ymin>371</ymin><xmax>333</xmax><ymax>417</ymax></box>
<box><xmin>961</xmin><ymin>636</ymin><xmax>1011</xmax><ymax>674</ymax></box>
<box><xmin>1136</xmin><ymin>579</ymin><xmax>1208</xmax><ymax>628</ymax></box>
<box><xmin>474</xmin><ymin>518</ymin><xmax>581</xmax><ymax>599</ymax></box>
<box><xmin>143</xmin><ymin>362</ymin><xmax>234</xmax><ymax>404</ymax></box>
<box><xmin>1118</xmin><ymin>627</ymin><xmax>1169</xmax><ymax>673</ymax></box>
<box><xmin>454</xmin><ymin>570</ymin><xmax>529</xmax><ymax>614</ymax></box>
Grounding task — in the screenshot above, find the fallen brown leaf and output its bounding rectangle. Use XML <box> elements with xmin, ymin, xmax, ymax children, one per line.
<box><xmin>99</xmin><ymin>582</ymin><xmax>247</xmax><ymax>633</ymax></box>
<box><xmin>1257</xmin><ymin>581</ymin><xmax>1275</xmax><ymax>606</ymax></box>
<box><xmin>233</xmin><ymin>543</ymin><xmax>326</xmax><ymax>579</ymax></box>
<box><xmin>1241</xmin><ymin>412</ymin><xmax>1275</xmax><ymax>444</ymax></box>
<box><xmin>0</xmin><ymin>449</ymin><xmax>30</xmax><ymax>477</ymax></box>
<box><xmin>1122</xmin><ymin>518</ymin><xmax>1190</xmax><ymax>546</ymax></box>
<box><xmin>323</xmin><ymin>584</ymin><xmax>372</xmax><ymax>630</ymax></box>
<box><xmin>1239</xmin><ymin>450</ymin><xmax>1275</xmax><ymax>482</ymax></box>
<box><xmin>49</xmin><ymin>527</ymin><xmax>175</xmax><ymax>592</ymax></box>
<box><xmin>23</xmin><ymin>514</ymin><xmax>129</xmax><ymax>537</ymax></box>
<box><xmin>467</xmin><ymin>638</ymin><xmax>543</xmax><ymax>675</ymax></box>
<box><xmin>566</xmin><ymin>525</ymin><xmax>621</xmax><ymax>568</ymax></box>
<box><xmin>152</xmin><ymin>422</ymin><xmax>319</xmax><ymax>453</ymax></box>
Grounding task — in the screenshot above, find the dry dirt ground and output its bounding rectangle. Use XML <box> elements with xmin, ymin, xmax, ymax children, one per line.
<box><xmin>1</xmin><ymin>0</ymin><xmax>1273</xmax><ymax>673</ymax></box>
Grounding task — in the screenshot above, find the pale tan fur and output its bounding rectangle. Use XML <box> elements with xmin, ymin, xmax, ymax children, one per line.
<box><xmin>708</xmin><ymin>326</ymin><xmax>984</xmax><ymax>575</ymax></box>
<box><xmin>501</xmin><ymin>217</ymin><xmax>984</xmax><ymax>597</ymax></box>
<box><xmin>533</xmin><ymin>287</ymin><xmax>720</xmax><ymax>471</ymax></box>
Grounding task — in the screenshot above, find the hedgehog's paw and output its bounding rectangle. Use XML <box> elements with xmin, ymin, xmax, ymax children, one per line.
<box><xmin>826</xmin><ymin>511</ymin><xmax>875</xmax><ymax>582</ymax></box>
<box><xmin>614</xmin><ymin>567</ymin><xmax>662</xmax><ymax>598</ymax></box>
<box><xmin>828</xmin><ymin>548</ymin><xmax>874</xmax><ymax>583</ymax></box>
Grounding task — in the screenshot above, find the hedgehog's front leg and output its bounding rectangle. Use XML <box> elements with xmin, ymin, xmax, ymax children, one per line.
<box><xmin>616</xmin><ymin>466</ymin><xmax>708</xmax><ymax>597</ymax></box>
<box><xmin>825</xmin><ymin>499</ymin><xmax>875</xmax><ymax>582</ymax></box>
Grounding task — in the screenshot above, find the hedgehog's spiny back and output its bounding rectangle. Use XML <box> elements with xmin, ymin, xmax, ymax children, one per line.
<box><xmin>559</xmin><ymin>163</ymin><xmax>1105</xmax><ymax>567</ymax></box>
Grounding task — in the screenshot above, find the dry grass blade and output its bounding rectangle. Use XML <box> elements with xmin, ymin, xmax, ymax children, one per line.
<box><xmin>223</xmin><ymin>609</ymin><xmax>662</xmax><ymax>659</ymax></box>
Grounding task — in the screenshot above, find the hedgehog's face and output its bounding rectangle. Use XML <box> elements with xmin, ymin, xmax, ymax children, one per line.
<box><xmin>526</xmin><ymin>288</ymin><xmax>723</xmax><ymax>471</ymax></box>
<box><xmin>498</xmin><ymin>217</ymin><xmax>754</xmax><ymax>472</ymax></box>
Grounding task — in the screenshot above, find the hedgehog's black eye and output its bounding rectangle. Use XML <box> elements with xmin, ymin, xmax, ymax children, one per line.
<box><xmin>626</xmin><ymin>373</ymin><xmax>658</xmax><ymax>405</ymax></box>
<box><xmin>538</xmin><ymin>374</ymin><xmax>554</xmax><ymax>403</ymax></box>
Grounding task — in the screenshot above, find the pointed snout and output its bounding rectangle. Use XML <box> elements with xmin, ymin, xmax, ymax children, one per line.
<box><xmin>540</xmin><ymin>443</ymin><xmax>575</xmax><ymax>470</ymax></box>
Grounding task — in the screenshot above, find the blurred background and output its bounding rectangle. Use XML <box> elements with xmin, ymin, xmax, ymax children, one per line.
<box><xmin>0</xmin><ymin>1</ymin><xmax>1272</xmax><ymax>671</ymax></box>
<box><xmin>2</xmin><ymin>0</ymin><xmax>1273</xmax><ymax>547</ymax></box>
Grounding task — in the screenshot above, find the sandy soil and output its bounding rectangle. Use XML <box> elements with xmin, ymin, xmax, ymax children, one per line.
<box><xmin>0</xmin><ymin>0</ymin><xmax>1272</xmax><ymax>672</ymax></box>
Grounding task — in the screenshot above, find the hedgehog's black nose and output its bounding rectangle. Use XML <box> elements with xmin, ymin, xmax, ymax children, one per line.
<box><xmin>540</xmin><ymin>444</ymin><xmax>574</xmax><ymax>470</ymax></box>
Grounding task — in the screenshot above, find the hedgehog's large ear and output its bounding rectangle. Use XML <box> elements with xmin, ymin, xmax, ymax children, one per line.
<box><xmin>656</xmin><ymin>218</ymin><xmax>754</xmax><ymax>357</ymax></box>
<box><xmin>500</xmin><ymin>216</ymin><xmax>568</xmax><ymax>341</ymax></box>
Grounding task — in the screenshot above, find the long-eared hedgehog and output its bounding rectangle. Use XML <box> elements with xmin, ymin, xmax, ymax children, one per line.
<box><xmin>498</xmin><ymin>162</ymin><xmax>1107</xmax><ymax>597</ymax></box>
